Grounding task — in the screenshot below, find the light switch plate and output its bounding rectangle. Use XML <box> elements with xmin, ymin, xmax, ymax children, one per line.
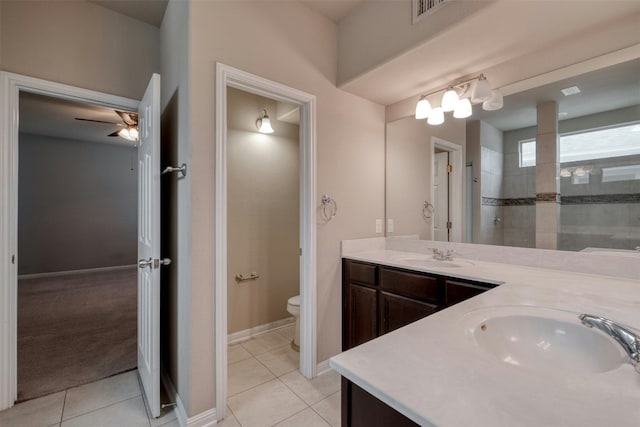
<box><xmin>387</xmin><ymin>219</ymin><xmax>394</xmax><ymax>233</ymax></box>
<box><xmin>376</xmin><ymin>219</ymin><xmax>383</xmax><ymax>233</ymax></box>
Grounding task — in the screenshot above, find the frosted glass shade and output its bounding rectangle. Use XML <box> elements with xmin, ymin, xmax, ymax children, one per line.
<box><xmin>427</xmin><ymin>107</ymin><xmax>444</xmax><ymax>125</ymax></box>
<box><xmin>415</xmin><ymin>97</ymin><xmax>432</xmax><ymax>119</ymax></box>
<box><xmin>256</xmin><ymin>110</ymin><xmax>274</xmax><ymax>134</ymax></box>
<box><xmin>471</xmin><ymin>75</ymin><xmax>492</xmax><ymax>103</ymax></box>
<box><xmin>441</xmin><ymin>88</ymin><xmax>459</xmax><ymax>112</ymax></box>
<box><xmin>453</xmin><ymin>98</ymin><xmax>472</xmax><ymax>118</ymax></box>
<box><xmin>482</xmin><ymin>90</ymin><xmax>504</xmax><ymax>111</ymax></box>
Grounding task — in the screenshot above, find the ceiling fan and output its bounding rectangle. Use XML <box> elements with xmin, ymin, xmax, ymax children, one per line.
<box><xmin>75</xmin><ymin>110</ymin><xmax>139</xmax><ymax>141</ymax></box>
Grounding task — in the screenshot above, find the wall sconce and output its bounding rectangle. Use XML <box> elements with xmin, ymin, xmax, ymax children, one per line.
<box><xmin>256</xmin><ymin>109</ymin><xmax>274</xmax><ymax>134</ymax></box>
<box><xmin>414</xmin><ymin>73</ymin><xmax>503</xmax><ymax>125</ymax></box>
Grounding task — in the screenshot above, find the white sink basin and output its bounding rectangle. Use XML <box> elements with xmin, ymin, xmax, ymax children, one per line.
<box><xmin>462</xmin><ymin>306</ymin><xmax>626</xmax><ymax>374</ymax></box>
<box><xmin>391</xmin><ymin>255</ymin><xmax>474</xmax><ymax>269</ymax></box>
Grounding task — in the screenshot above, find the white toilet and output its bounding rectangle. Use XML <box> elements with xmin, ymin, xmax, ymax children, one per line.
<box><xmin>286</xmin><ymin>295</ymin><xmax>300</xmax><ymax>351</ymax></box>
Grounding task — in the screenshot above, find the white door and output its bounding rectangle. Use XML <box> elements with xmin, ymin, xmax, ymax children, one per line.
<box><xmin>433</xmin><ymin>151</ymin><xmax>450</xmax><ymax>241</ymax></box>
<box><xmin>137</xmin><ymin>73</ymin><xmax>162</xmax><ymax>418</ymax></box>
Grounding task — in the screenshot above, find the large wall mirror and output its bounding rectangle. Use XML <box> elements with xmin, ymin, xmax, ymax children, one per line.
<box><xmin>386</xmin><ymin>56</ymin><xmax>640</xmax><ymax>252</ymax></box>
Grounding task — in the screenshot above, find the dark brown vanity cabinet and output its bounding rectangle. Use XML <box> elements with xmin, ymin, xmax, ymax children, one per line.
<box><xmin>343</xmin><ymin>258</ymin><xmax>496</xmax><ymax>351</ymax></box>
<box><xmin>342</xmin><ymin>258</ymin><xmax>499</xmax><ymax>426</ymax></box>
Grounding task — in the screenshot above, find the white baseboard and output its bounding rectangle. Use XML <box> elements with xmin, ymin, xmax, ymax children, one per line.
<box><xmin>316</xmin><ymin>359</ymin><xmax>333</xmax><ymax>376</ymax></box>
<box><xmin>18</xmin><ymin>264</ymin><xmax>136</xmax><ymax>280</ymax></box>
<box><xmin>228</xmin><ymin>317</ymin><xmax>295</xmax><ymax>345</ymax></box>
<box><xmin>161</xmin><ymin>368</ymin><xmax>218</xmax><ymax>427</ymax></box>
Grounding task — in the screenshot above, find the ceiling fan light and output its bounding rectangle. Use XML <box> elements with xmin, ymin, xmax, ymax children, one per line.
<box><xmin>471</xmin><ymin>74</ymin><xmax>493</xmax><ymax>103</ymax></box>
<box><xmin>129</xmin><ymin>127</ymin><xmax>139</xmax><ymax>140</ymax></box>
<box><xmin>482</xmin><ymin>89</ymin><xmax>503</xmax><ymax>111</ymax></box>
<box><xmin>453</xmin><ymin>98</ymin><xmax>472</xmax><ymax>118</ymax></box>
<box><xmin>427</xmin><ymin>107</ymin><xmax>444</xmax><ymax>125</ymax></box>
<box><xmin>441</xmin><ymin>88</ymin><xmax>459</xmax><ymax>112</ymax></box>
<box><xmin>415</xmin><ymin>97</ymin><xmax>431</xmax><ymax>120</ymax></box>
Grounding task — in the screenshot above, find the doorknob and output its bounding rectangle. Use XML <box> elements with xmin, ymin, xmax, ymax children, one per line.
<box><xmin>153</xmin><ymin>258</ymin><xmax>172</xmax><ymax>268</ymax></box>
<box><xmin>138</xmin><ymin>258</ymin><xmax>153</xmax><ymax>268</ymax></box>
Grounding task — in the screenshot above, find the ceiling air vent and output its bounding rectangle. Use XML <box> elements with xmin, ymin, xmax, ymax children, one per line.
<box><xmin>413</xmin><ymin>0</ymin><xmax>448</xmax><ymax>24</ymax></box>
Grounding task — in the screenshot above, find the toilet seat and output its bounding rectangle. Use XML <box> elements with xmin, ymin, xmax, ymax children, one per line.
<box><xmin>287</xmin><ymin>295</ymin><xmax>300</xmax><ymax>307</ymax></box>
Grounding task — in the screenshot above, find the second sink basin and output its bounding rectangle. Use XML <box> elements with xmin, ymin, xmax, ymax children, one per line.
<box><xmin>462</xmin><ymin>306</ymin><xmax>626</xmax><ymax>374</ymax></box>
<box><xmin>402</xmin><ymin>258</ymin><xmax>474</xmax><ymax>269</ymax></box>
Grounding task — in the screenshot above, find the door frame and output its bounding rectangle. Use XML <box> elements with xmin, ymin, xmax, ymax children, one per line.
<box><xmin>214</xmin><ymin>63</ymin><xmax>317</xmax><ymax>421</ymax></box>
<box><xmin>0</xmin><ymin>71</ymin><xmax>139</xmax><ymax>410</ymax></box>
<box><xmin>430</xmin><ymin>137</ymin><xmax>463</xmax><ymax>242</ymax></box>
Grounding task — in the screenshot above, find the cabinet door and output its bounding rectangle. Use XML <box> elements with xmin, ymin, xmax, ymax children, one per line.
<box><xmin>380</xmin><ymin>292</ymin><xmax>437</xmax><ymax>335</ymax></box>
<box><xmin>444</xmin><ymin>279</ymin><xmax>492</xmax><ymax>307</ymax></box>
<box><xmin>347</xmin><ymin>284</ymin><xmax>378</xmax><ymax>349</ymax></box>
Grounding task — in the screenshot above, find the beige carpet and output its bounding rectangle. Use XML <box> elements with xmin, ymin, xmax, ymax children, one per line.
<box><xmin>17</xmin><ymin>267</ymin><xmax>137</xmax><ymax>402</ymax></box>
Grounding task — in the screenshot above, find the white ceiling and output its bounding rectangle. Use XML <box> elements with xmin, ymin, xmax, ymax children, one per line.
<box><xmin>299</xmin><ymin>0</ymin><xmax>365</xmax><ymax>23</ymax></box>
<box><xmin>89</xmin><ymin>0</ymin><xmax>168</xmax><ymax>27</ymax></box>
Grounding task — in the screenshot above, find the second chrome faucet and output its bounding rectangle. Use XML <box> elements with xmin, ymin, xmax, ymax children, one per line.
<box><xmin>579</xmin><ymin>314</ymin><xmax>640</xmax><ymax>373</ymax></box>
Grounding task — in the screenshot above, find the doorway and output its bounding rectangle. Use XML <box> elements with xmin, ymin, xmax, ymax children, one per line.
<box><xmin>214</xmin><ymin>63</ymin><xmax>317</xmax><ymax>421</ymax></box>
<box><xmin>0</xmin><ymin>72</ymin><xmax>142</xmax><ymax>411</ymax></box>
<box><xmin>16</xmin><ymin>92</ymin><xmax>139</xmax><ymax>401</ymax></box>
<box><xmin>430</xmin><ymin>137</ymin><xmax>463</xmax><ymax>242</ymax></box>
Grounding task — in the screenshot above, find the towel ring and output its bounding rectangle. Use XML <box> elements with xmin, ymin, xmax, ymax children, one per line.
<box><xmin>422</xmin><ymin>201</ymin><xmax>434</xmax><ymax>222</ymax></box>
<box><xmin>321</xmin><ymin>194</ymin><xmax>338</xmax><ymax>222</ymax></box>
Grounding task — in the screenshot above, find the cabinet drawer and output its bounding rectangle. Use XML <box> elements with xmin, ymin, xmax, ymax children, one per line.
<box><xmin>444</xmin><ymin>279</ymin><xmax>492</xmax><ymax>307</ymax></box>
<box><xmin>347</xmin><ymin>260</ymin><xmax>378</xmax><ymax>286</ymax></box>
<box><xmin>380</xmin><ymin>267</ymin><xmax>439</xmax><ymax>303</ymax></box>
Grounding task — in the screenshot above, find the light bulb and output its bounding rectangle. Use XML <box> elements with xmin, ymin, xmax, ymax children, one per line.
<box><xmin>256</xmin><ymin>110</ymin><xmax>274</xmax><ymax>134</ymax></box>
<box><xmin>471</xmin><ymin>75</ymin><xmax>492</xmax><ymax>103</ymax></box>
<box><xmin>441</xmin><ymin>88</ymin><xmax>459</xmax><ymax>112</ymax></box>
<box><xmin>427</xmin><ymin>107</ymin><xmax>444</xmax><ymax>125</ymax></box>
<box><xmin>453</xmin><ymin>98</ymin><xmax>472</xmax><ymax>118</ymax></box>
<box><xmin>415</xmin><ymin>97</ymin><xmax>431</xmax><ymax>120</ymax></box>
<box><xmin>128</xmin><ymin>127</ymin><xmax>139</xmax><ymax>140</ymax></box>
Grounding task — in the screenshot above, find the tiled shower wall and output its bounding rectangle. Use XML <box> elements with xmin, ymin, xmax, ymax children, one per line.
<box><xmin>499</xmin><ymin>105</ymin><xmax>640</xmax><ymax>251</ymax></box>
<box><xmin>502</xmin><ymin>126</ymin><xmax>536</xmax><ymax>248</ymax></box>
<box><xmin>558</xmin><ymin>154</ymin><xmax>640</xmax><ymax>251</ymax></box>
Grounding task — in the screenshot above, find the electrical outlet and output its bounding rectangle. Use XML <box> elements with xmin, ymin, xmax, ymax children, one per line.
<box><xmin>387</xmin><ymin>219</ymin><xmax>394</xmax><ymax>233</ymax></box>
<box><xmin>376</xmin><ymin>219</ymin><xmax>383</xmax><ymax>233</ymax></box>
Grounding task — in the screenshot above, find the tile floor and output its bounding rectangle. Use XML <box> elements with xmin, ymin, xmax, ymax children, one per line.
<box><xmin>224</xmin><ymin>325</ymin><xmax>340</xmax><ymax>427</ymax></box>
<box><xmin>0</xmin><ymin>325</ymin><xmax>341</xmax><ymax>427</ymax></box>
<box><xmin>0</xmin><ymin>370</ymin><xmax>177</xmax><ymax>427</ymax></box>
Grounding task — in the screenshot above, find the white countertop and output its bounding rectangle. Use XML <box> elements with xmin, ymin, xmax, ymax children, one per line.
<box><xmin>330</xmin><ymin>249</ymin><xmax>640</xmax><ymax>427</ymax></box>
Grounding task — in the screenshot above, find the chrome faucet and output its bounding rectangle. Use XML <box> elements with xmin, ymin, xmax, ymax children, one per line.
<box><xmin>431</xmin><ymin>248</ymin><xmax>456</xmax><ymax>261</ymax></box>
<box><xmin>579</xmin><ymin>314</ymin><xmax>640</xmax><ymax>372</ymax></box>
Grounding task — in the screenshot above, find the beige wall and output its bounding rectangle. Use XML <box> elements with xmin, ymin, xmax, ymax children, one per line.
<box><xmin>186</xmin><ymin>0</ymin><xmax>385</xmax><ymax>416</ymax></box>
<box><xmin>0</xmin><ymin>1</ymin><xmax>160</xmax><ymax>99</ymax></box>
<box><xmin>227</xmin><ymin>88</ymin><xmax>299</xmax><ymax>334</ymax></box>
<box><xmin>386</xmin><ymin>116</ymin><xmax>466</xmax><ymax>239</ymax></box>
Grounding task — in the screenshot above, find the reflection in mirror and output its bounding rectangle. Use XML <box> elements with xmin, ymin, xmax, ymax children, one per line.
<box><xmin>386</xmin><ymin>57</ymin><xmax>640</xmax><ymax>252</ymax></box>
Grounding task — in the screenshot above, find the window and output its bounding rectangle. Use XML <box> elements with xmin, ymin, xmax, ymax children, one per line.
<box><xmin>518</xmin><ymin>122</ymin><xmax>640</xmax><ymax>167</ymax></box>
<box><xmin>519</xmin><ymin>139</ymin><xmax>536</xmax><ymax>167</ymax></box>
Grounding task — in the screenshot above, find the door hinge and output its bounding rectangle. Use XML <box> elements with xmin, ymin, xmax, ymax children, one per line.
<box><xmin>299</xmin><ymin>248</ymin><xmax>302</xmax><ymax>256</ymax></box>
<box><xmin>446</xmin><ymin>221</ymin><xmax>452</xmax><ymax>229</ymax></box>
<box><xmin>11</xmin><ymin>254</ymin><xmax>15</xmax><ymax>264</ymax></box>
<box><xmin>446</xmin><ymin>164</ymin><xmax>452</xmax><ymax>174</ymax></box>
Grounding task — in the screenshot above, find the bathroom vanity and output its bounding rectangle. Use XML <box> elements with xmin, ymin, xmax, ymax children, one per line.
<box><xmin>332</xmin><ymin>242</ymin><xmax>640</xmax><ymax>427</ymax></box>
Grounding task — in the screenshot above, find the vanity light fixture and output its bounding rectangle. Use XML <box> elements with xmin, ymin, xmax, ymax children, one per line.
<box><xmin>414</xmin><ymin>73</ymin><xmax>503</xmax><ymax>126</ymax></box>
<box><xmin>441</xmin><ymin>87</ymin><xmax>459</xmax><ymax>112</ymax></box>
<box><xmin>256</xmin><ymin>109</ymin><xmax>274</xmax><ymax>134</ymax></box>
<box><xmin>453</xmin><ymin>98</ymin><xmax>472</xmax><ymax>118</ymax></box>
<box><xmin>427</xmin><ymin>107</ymin><xmax>445</xmax><ymax>125</ymax></box>
<box><xmin>415</xmin><ymin>96</ymin><xmax>432</xmax><ymax>119</ymax></box>
<box><xmin>470</xmin><ymin>74</ymin><xmax>493</xmax><ymax>103</ymax></box>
